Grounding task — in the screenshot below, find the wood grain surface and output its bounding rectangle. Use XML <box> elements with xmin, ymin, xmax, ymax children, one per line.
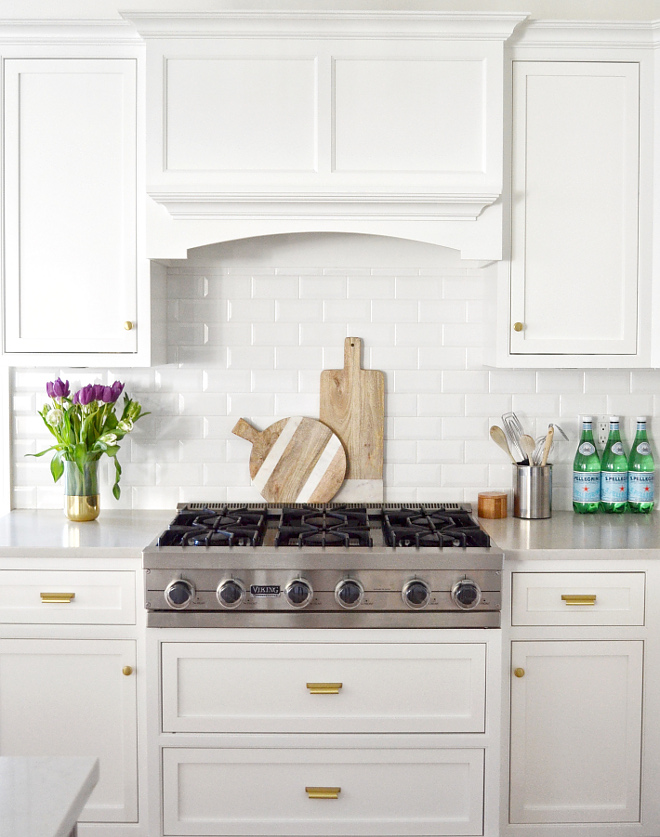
<box><xmin>232</xmin><ymin>416</ymin><xmax>346</xmax><ymax>503</ymax></box>
<box><xmin>320</xmin><ymin>337</ymin><xmax>385</xmax><ymax>498</ymax></box>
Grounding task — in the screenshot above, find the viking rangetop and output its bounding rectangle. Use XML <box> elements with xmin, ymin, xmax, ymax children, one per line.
<box><xmin>143</xmin><ymin>503</ymin><xmax>502</xmax><ymax>628</ymax></box>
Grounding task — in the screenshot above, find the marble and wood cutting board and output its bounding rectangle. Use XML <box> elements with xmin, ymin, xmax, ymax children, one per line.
<box><xmin>232</xmin><ymin>416</ymin><xmax>347</xmax><ymax>503</ymax></box>
<box><xmin>320</xmin><ymin>337</ymin><xmax>385</xmax><ymax>501</ymax></box>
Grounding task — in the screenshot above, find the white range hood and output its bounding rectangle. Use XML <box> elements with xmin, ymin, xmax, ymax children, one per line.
<box><xmin>124</xmin><ymin>5</ymin><xmax>527</xmax><ymax>260</ymax></box>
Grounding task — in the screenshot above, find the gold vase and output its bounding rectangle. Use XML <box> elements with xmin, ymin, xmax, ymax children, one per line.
<box><xmin>64</xmin><ymin>460</ymin><xmax>100</xmax><ymax>522</ymax></box>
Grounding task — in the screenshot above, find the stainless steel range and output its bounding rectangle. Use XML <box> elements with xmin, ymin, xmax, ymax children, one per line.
<box><xmin>143</xmin><ymin>503</ymin><xmax>502</xmax><ymax>628</ymax></box>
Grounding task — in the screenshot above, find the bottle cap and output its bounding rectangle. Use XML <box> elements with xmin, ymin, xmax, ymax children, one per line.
<box><xmin>609</xmin><ymin>416</ymin><xmax>620</xmax><ymax>422</ymax></box>
<box><xmin>582</xmin><ymin>415</ymin><xmax>593</xmax><ymax>422</ymax></box>
<box><xmin>636</xmin><ymin>416</ymin><xmax>647</xmax><ymax>422</ymax></box>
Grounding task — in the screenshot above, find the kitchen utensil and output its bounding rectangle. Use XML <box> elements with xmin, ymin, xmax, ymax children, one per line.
<box><xmin>519</xmin><ymin>434</ymin><xmax>536</xmax><ymax>464</ymax></box>
<box><xmin>232</xmin><ymin>416</ymin><xmax>346</xmax><ymax>503</ymax></box>
<box><xmin>320</xmin><ymin>336</ymin><xmax>385</xmax><ymax>501</ymax></box>
<box><xmin>502</xmin><ymin>411</ymin><xmax>525</xmax><ymax>461</ymax></box>
<box><xmin>540</xmin><ymin>424</ymin><xmax>555</xmax><ymax>467</ymax></box>
<box><xmin>490</xmin><ymin>425</ymin><xmax>517</xmax><ymax>463</ymax></box>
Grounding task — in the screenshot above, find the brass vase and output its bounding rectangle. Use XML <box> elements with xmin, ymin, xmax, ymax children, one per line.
<box><xmin>64</xmin><ymin>460</ymin><xmax>100</xmax><ymax>522</ymax></box>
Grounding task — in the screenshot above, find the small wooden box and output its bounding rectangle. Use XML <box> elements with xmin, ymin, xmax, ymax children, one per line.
<box><xmin>478</xmin><ymin>491</ymin><xmax>507</xmax><ymax>519</ymax></box>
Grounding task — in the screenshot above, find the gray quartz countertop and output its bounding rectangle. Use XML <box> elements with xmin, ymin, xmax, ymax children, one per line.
<box><xmin>480</xmin><ymin>510</ymin><xmax>660</xmax><ymax>557</ymax></box>
<box><xmin>0</xmin><ymin>756</ymin><xmax>99</xmax><ymax>837</ymax></box>
<box><xmin>0</xmin><ymin>509</ymin><xmax>172</xmax><ymax>556</ymax></box>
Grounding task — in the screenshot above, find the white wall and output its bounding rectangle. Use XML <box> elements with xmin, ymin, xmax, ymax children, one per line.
<box><xmin>10</xmin><ymin>233</ymin><xmax>660</xmax><ymax>512</ymax></box>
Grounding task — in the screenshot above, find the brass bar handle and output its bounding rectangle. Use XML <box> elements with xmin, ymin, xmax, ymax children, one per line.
<box><xmin>305</xmin><ymin>787</ymin><xmax>341</xmax><ymax>799</ymax></box>
<box><xmin>40</xmin><ymin>592</ymin><xmax>75</xmax><ymax>604</ymax></box>
<box><xmin>561</xmin><ymin>594</ymin><xmax>597</xmax><ymax>606</ymax></box>
<box><xmin>306</xmin><ymin>682</ymin><xmax>342</xmax><ymax>695</ymax></box>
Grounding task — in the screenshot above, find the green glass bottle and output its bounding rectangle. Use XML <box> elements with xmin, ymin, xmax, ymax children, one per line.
<box><xmin>573</xmin><ymin>415</ymin><xmax>600</xmax><ymax>514</ymax></box>
<box><xmin>628</xmin><ymin>416</ymin><xmax>654</xmax><ymax>514</ymax></box>
<box><xmin>600</xmin><ymin>416</ymin><xmax>628</xmax><ymax>513</ymax></box>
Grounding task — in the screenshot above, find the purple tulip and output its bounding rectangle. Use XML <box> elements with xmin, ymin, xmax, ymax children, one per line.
<box><xmin>91</xmin><ymin>384</ymin><xmax>105</xmax><ymax>402</ymax></box>
<box><xmin>46</xmin><ymin>378</ymin><xmax>69</xmax><ymax>400</ymax></box>
<box><xmin>110</xmin><ymin>380</ymin><xmax>124</xmax><ymax>403</ymax></box>
<box><xmin>73</xmin><ymin>384</ymin><xmax>94</xmax><ymax>406</ymax></box>
<box><xmin>99</xmin><ymin>386</ymin><xmax>113</xmax><ymax>403</ymax></box>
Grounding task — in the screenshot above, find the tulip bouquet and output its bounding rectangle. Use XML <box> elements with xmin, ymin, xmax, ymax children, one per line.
<box><xmin>31</xmin><ymin>377</ymin><xmax>148</xmax><ymax>499</ymax></box>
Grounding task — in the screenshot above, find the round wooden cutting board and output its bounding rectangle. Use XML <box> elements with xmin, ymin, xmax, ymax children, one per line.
<box><xmin>232</xmin><ymin>416</ymin><xmax>347</xmax><ymax>503</ymax></box>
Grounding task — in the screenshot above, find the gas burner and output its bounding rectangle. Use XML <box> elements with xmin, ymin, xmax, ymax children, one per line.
<box><xmin>382</xmin><ymin>507</ymin><xmax>490</xmax><ymax>549</ymax></box>
<box><xmin>275</xmin><ymin>505</ymin><xmax>373</xmax><ymax>548</ymax></box>
<box><xmin>158</xmin><ymin>505</ymin><xmax>267</xmax><ymax>547</ymax></box>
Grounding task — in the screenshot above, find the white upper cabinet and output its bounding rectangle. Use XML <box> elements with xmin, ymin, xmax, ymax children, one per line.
<box><xmin>496</xmin><ymin>31</ymin><xmax>656</xmax><ymax>368</ymax></box>
<box><xmin>2</xmin><ymin>49</ymin><xmax>160</xmax><ymax>366</ymax></box>
<box><xmin>124</xmin><ymin>10</ymin><xmax>526</xmax><ymax>259</ymax></box>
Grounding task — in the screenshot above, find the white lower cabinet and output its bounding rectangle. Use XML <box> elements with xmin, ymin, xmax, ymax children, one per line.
<box><xmin>509</xmin><ymin>640</ymin><xmax>643</xmax><ymax>824</ymax></box>
<box><xmin>162</xmin><ymin>745</ymin><xmax>485</xmax><ymax>836</ymax></box>
<box><xmin>152</xmin><ymin>631</ymin><xmax>499</xmax><ymax>837</ymax></box>
<box><xmin>0</xmin><ymin>638</ymin><xmax>138</xmax><ymax>823</ymax></box>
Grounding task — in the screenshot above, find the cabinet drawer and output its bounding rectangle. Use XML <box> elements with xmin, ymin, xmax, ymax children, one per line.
<box><xmin>162</xmin><ymin>746</ymin><xmax>485</xmax><ymax>836</ymax></box>
<box><xmin>511</xmin><ymin>572</ymin><xmax>645</xmax><ymax>626</ymax></box>
<box><xmin>162</xmin><ymin>642</ymin><xmax>486</xmax><ymax>734</ymax></box>
<box><xmin>0</xmin><ymin>570</ymin><xmax>136</xmax><ymax>624</ymax></box>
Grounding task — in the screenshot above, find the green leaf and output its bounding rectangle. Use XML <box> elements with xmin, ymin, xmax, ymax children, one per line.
<box><xmin>50</xmin><ymin>453</ymin><xmax>64</xmax><ymax>483</ymax></box>
<box><xmin>73</xmin><ymin>443</ymin><xmax>87</xmax><ymax>472</ymax></box>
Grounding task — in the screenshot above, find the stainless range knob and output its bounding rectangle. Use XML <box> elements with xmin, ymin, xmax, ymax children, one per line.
<box><xmin>402</xmin><ymin>579</ymin><xmax>431</xmax><ymax>610</ymax></box>
<box><xmin>285</xmin><ymin>577</ymin><xmax>313</xmax><ymax>609</ymax></box>
<box><xmin>335</xmin><ymin>578</ymin><xmax>364</xmax><ymax>610</ymax></box>
<box><xmin>451</xmin><ymin>578</ymin><xmax>482</xmax><ymax>610</ymax></box>
<box><xmin>164</xmin><ymin>579</ymin><xmax>195</xmax><ymax>610</ymax></box>
<box><xmin>216</xmin><ymin>578</ymin><xmax>245</xmax><ymax>609</ymax></box>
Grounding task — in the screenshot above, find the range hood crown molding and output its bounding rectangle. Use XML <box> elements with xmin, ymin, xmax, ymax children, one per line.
<box><xmin>122</xmin><ymin>10</ymin><xmax>528</xmax><ymax>40</ymax></box>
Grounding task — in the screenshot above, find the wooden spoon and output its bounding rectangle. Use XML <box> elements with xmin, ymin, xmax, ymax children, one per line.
<box><xmin>490</xmin><ymin>425</ymin><xmax>517</xmax><ymax>463</ymax></box>
<box><xmin>520</xmin><ymin>434</ymin><xmax>536</xmax><ymax>464</ymax></box>
<box><xmin>540</xmin><ymin>425</ymin><xmax>555</xmax><ymax>467</ymax></box>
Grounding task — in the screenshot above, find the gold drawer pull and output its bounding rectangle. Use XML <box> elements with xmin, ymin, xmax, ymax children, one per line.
<box><xmin>514</xmin><ymin>668</ymin><xmax>525</xmax><ymax>678</ymax></box>
<box><xmin>306</xmin><ymin>682</ymin><xmax>342</xmax><ymax>695</ymax></box>
<box><xmin>40</xmin><ymin>592</ymin><xmax>75</xmax><ymax>604</ymax></box>
<box><xmin>561</xmin><ymin>594</ymin><xmax>597</xmax><ymax>606</ymax></box>
<box><xmin>306</xmin><ymin>787</ymin><xmax>341</xmax><ymax>799</ymax></box>
<box><xmin>122</xmin><ymin>666</ymin><xmax>133</xmax><ymax>677</ymax></box>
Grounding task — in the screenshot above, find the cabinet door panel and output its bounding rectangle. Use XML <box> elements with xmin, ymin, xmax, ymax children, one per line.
<box><xmin>0</xmin><ymin>638</ymin><xmax>137</xmax><ymax>822</ymax></box>
<box><xmin>509</xmin><ymin>640</ymin><xmax>642</xmax><ymax>823</ymax></box>
<box><xmin>3</xmin><ymin>58</ymin><xmax>137</xmax><ymax>354</ymax></box>
<box><xmin>162</xmin><ymin>641</ymin><xmax>486</xmax><ymax>733</ymax></box>
<box><xmin>163</xmin><ymin>746</ymin><xmax>485</xmax><ymax>836</ymax></box>
<box><xmin>510</xmin><ymin>61</ymin><xmax>639</xmax><ymax>355</ymax></box>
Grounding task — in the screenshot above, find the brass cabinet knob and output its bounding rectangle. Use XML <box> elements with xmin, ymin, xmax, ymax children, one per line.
<box><xmin>124</xmin><ymin>321</ymin><xmax>134</xmax><ymax>331</ymax></box>
<box><xmin>513</xmin><ymin>322</ymin><xmax>524</xmax><ymax>332</ymax></box>
<box><xmin>122</xmin><ymin>666</ymin><xmax>133</xmax><ymax>676</ymax></box>
<box><xmin>514</xmin><ymin>667</ymin><xmax>525</xmax><ymax>678</ymax></box>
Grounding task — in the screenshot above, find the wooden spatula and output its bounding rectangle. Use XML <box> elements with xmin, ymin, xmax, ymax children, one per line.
<box><xmin>232</xmin><ymin>416</ymin><xmax>346</xmax><ymax>503</ymax></box>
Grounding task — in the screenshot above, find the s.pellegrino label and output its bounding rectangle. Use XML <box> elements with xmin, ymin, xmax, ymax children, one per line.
<box><xmin>572</xmin><ymin>416</ymin><xmax>600</xmax><ymax>514</ymax></box>
<box><xmin>573</xmin><ymin>472</ymin><xmax>600</xmax><ymax>503</ymax></box>
<box><xmin>601</xmin><ymin>471</ymin><xmax>628</xmax><ymax>503</ymax></box>
<box><xmin>628</xmin><ymin>472</ymin><xmax>654</xmax><ymax>504</ymax></box>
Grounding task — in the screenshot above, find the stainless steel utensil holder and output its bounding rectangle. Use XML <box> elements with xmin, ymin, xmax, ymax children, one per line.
<box><xmin>513</xmin><ymin>464</ymin><xmax>552</xmax><ymax>519</ymax></box>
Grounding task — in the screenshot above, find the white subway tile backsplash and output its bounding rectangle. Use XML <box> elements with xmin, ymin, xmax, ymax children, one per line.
<box><xmin>276</xmin><ymin>347</ymin><xmax>323</xmax><ymax>371</ymax></box>
<box><xmin>324</xmin><ymin>299</ymin><xmax>371</xmax><ymax>322</ymax></box>
<box><xmin>416</xmin><ymin>394</ymin><xmax>464</xmax><ymax>417</ymax></box>
<box><xmin>252</xmin><ymin>275</ymin><xmax>298</xmax><ymax>298</ymax></box>
<box><xmin>418</xmin><ymin>300</ymin><xmax>467</xmax><ymax>324</ymax></box>
<box><xmin>11</xmin><ymin>235</ymin><xmax>658</xmax><ymax>512</ymax></box>
<box><xmin>300</xmin><ymin>276</ymin><xmax>347</xmax><ymax>298</ymax></box>
<box><xmin>228</xmin><ymin>299</ymin><xmax>275</xmax><ymax>322</ymax></box>
<box><xmin>348</xmin><ymin>276</ymin><xmax>395</xmax><ymax>299</ymax></box>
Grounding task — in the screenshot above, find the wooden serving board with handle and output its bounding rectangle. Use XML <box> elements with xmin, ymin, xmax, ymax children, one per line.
<box><xmin>320</xmin><ymin>337</ymin><xmax>385</xmax><ymax>501</ymax></box>
<box><xmin>232</xmin><ymin>415</ymin><xmax>346</xmax><ymax>503</ymax></box>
